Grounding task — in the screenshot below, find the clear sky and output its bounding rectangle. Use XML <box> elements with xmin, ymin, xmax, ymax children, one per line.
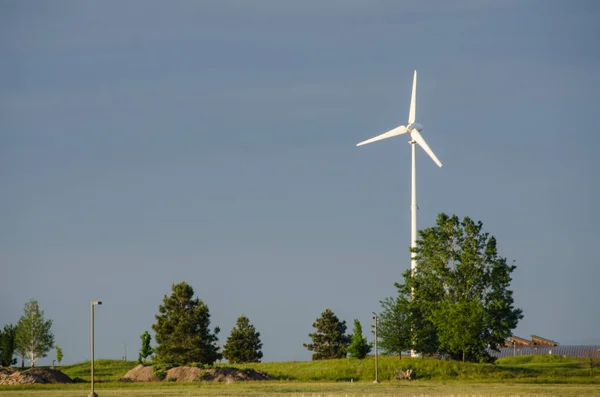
<box><xmin>1</xmin><ymin>0</ymin><xmax>599</xmax><ymax>365</ymax></box>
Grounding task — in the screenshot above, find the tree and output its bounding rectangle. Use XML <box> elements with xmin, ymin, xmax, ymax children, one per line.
<box><xmin>303</xmin><ymin>309</ymin><xmax>350</xmax><ymax>360</ymax></box>
<box><xmin>16</xmin><ymin>343</ymin><xmax>26</xmax><ymax>368</ymax></box>
<box><xmin>347</xmin><ymin>319</ymin><xmax>371</xmax><ymax>359</ymax></box>
<box><xmin>15</xmin><ymin>299</ymin><xmax>55</xmax><ymax>367</ymax></box>
<box><xmin>222</xmin><ymin>315</ymin><xmax>263</xmax><ymax>363</ymax></box>
<box><xmin>430</xmin><ymin>299</ymin><xmax>485</xmax><ymax>362</ymax></box>
<box><xmin>55</xmin><ymin>345</ymin><xmax>63</xmax><ymax>365</ymax></box>
<box><xmin>138</xmin><ymin>331</ymin><xmax>153</xmax><ymax>364</ymax></box>
<box><xmin>377</xmin><ymin>293</ymin><xmax>414</xmax><ymax>359</ymax></box>
<box><xmin>152</xmin><ymin>282</ymin><xmax>221</xmax><ymax>366</ymax></box>
<box><xmin>1</xmin><ymin>324</ymin><xmax>18</xmax><ymax>366</ymax></box>
<box><xmin>389</xmin><ymin>213</ymin><xmax>523</xmax><ymax>362</ymax></box>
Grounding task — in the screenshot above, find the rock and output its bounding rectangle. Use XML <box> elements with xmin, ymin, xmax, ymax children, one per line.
<box><xmin>394</xmin><ymin>368</ymin><xmax>415</xmax><ymax>380</ymax></box>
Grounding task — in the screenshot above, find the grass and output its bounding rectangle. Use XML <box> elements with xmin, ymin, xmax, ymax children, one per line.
<box><xmin>59</xmin><ymin>359</ymin><xmax>137</xmax><ymax>382</ymax></box>
<box><xmin>1</xmin><ymin>355</ymin><xmax>598</xmax><ymax>396</ymax></box>
<box><xmin>231</xmin><ymin>354</ymin><xmax>598</xmax><ymax>383</ymax></box>
<box><xmin>0</xmin><ymin>381</ymin><xmax>598</xmax><ymax>396</ymax></box>
<box><xmin>53</xmin><ymin>355</ymin><xmax>597</xmax><ymax>384</ymax></box>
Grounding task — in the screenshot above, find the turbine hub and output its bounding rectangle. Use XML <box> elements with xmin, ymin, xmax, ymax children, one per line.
<box><xmin>407</xmin><ymin>122</ymin><xmax>423</xmax><ymax>132</ymax></box>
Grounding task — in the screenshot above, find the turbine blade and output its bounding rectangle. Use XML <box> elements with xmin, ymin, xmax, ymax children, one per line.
<box><xmin>411</xmin><ymin>130</ymin><xmax>442</xmax><ymax>167</ymax></box>
<box><xmin>356</xmin><ymin>125</ymin><xmax>407</xmax><ymax>147</ymax></box>
<box><xmin>408</xmin><ymin>70</ymin><xmax>417</xmax><ymax>124</ymax></box>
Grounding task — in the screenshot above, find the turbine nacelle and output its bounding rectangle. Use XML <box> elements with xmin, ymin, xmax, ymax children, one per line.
<box><xmin>407</xmin><ymin>122</ymin><xmax>423</xmax><ymax>133</ymax></box>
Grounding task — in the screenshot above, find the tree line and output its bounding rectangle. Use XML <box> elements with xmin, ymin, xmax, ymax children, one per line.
<box><xmin>140</xmin><ymin>281</ymin><xmax>372</xmax><ymax>366</ymax></box>
<box><xmin>1</xmin><ymin>213</ymin><xmax>523</xmax><ymax>367</ymax></box>
<box><xmin>301</xmin><ymin>214</ymin><xmax>523</xmax><ymax>363</ymax></box>
<box><xmin>142</xmin><ymin>214</ymin><xmax>522</xmax><ymax>365</ymax></box>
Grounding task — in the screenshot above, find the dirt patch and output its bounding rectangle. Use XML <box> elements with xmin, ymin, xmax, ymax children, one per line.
<box><xmin>24</xmin><ymin>368</ymin><xmax>74</xmax><ymax>384</ymax></box>
<box><xmin>122</xmin><ymin>364</ymin><xmax>155</xmax><ymax>381</ymax></box>
<box><xmin>123</xmin><ymin>364</ymin><xmax>272</xmax><ymax>383</ymax></box>
<box><xmin>0</xmin><ymin>368</ymin><xmax>73</xmax><ymax>385</ymax></box>
<box><xmin>165</xmin><ymin>366</ymin><xmax>205</xmax><ymax>382</ymax></box>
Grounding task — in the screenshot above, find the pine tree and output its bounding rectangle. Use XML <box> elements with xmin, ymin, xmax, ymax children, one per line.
<box><xmin>152</xmin><ymin>282</ymin><xmax>221</xmax><ymax>366</ymax></box>
<box><xmin>347</xmin><ymin>319</ymin><xmax>371</xmax><ymax>359</ymax></box>
<box><xmin>1</xmin><ymin>324</ymin><xmax>18</xmax><ymax>366</ymax></box>
<box><xmin>138</xmin><ymin>331</ymin><xmax>153</xmax><ymax>364</ymax></box>
<box><xmin>222</xmin><ymin>315</ymin><xmax>263</xmax><ymax>363</ymax></box>
<box><xmin>303</xmin><ymin>309</ymin><xmax>350</xmax><ymax>360</ymax></box>
<box><xmin>15</xmin><ymin>299</ymin><xmax>55</xmax><ymax>367</ymax></box>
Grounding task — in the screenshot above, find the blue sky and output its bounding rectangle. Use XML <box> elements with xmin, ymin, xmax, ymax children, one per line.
<box><xmin>1</xmin><ymin>0</ymin><xmax>599</xmax><ymax>365</ymax></box>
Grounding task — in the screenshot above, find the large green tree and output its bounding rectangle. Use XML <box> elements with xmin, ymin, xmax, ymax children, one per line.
<box><xmin>15</xmin><ymin>299</ymin><xmax>55</xmax><ymax>367</ymax></box>
<box><xmin>222</xmin><ymin>315</ymin><xmax>263</xmax><ymax>363</ymax></box>
<box><xmin>347</xmin><ymin>319</ymin><xmax>371</xmax><ymax>359</ymax></box>
<box><xmin>303</xmin><ymin>309</ymin><xmax>350</xmax><ymax>360</ymax></box>
<box><xmin>152</xmin><ymin>282</ymin><xmax>221</xmax><ymax>366</ymax></box>
<box><xmin>381</xmin><ymin>213</ymin><xmax>523</xmax><ymax>362</ymax></box>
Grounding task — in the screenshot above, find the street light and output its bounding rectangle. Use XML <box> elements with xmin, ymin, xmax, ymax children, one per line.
<box><xmin>373</xmin><ymin>315</ymin><xmax>379</xmax><ymax>384</ymax></box>
<box><xmin>90</xmin><ymin>301</ymin><xmax>102</xmax><ymax>397</ymax></box>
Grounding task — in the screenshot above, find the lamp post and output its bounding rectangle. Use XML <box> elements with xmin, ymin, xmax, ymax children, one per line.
<box><xmin>373</xmin><ymin>315</ymin><xmax>379</xmax><ymax>384</ymax></box>
<box><xmin>90</xmin><ymin>301</ymin><xmax>102</xmax><ymax>397</ymax></box>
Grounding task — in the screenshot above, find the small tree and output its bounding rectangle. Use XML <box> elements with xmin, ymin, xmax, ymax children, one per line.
<box><xmin>15</xmin><ymin>299</ymin><xmax>55</xmax><ymax>367</ymax></box>
<box><xmin>138</xmin><ymin>331</ymin><xmax>153</xmax><ymax>364</ymax></box>
<box><xmin>303</xmin><ymin>309</ymin><xmax>350</xmax><ymax>360</ymax></box>
<box><xmin>152</xmin><ymin>282</ymin><xmax>221</xmax><ymax>366</ymax></box>
<box><xmin>222</xmin><ymin>315</ymin><xmax>263</xmax><ymax>363</ymax></box>
<box><xmin>347</xmin><ymin>319</ymin><xmax>371</xmax><ymax>359</ymax></box>
<box><xmin>1</xmin><ymin>324</ymin><xmax>18</xmax><ymax>366</ymax></box>
<box><xmin>377</xmin><ymin>292</ymin><xmax>414</xmax><ymax>359</ymax></box>
<box><xmin>55</xmin><ymin>345</ymin><xmax>63</xmax><ymax>365</ymax></box>
<box><xmin>583</xmin><ymin>351</ymin><xmax>597</xmax><ymax>378</ymax></box>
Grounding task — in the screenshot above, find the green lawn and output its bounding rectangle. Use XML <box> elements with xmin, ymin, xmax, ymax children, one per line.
<box><xmin>59</xmin><ymin>359</ymin><xmax>136</xmax><ymax>382</ymax></box>
<box><xmin>0</xmin><ymin>381</ymin><xmax>598</xmax><ymax>397</ymax></box>
<box><xmin>55</xmin><ymin>355</ymin><xmax>597</xmax><ymax>383</ymax></box>
<box><xmin>1</xmin><ymin>355</ymin><xmax>597</xmax><ymax>396</ymax></box>
<box><xmin>232</xmin><ymin>354</ymin><xmax>598</xmax><ymax>382</ymax></box>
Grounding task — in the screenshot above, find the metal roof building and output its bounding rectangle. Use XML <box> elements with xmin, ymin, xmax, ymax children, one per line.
<box><xmin>489</xmin><ymin>345</ymin><xmax>600</xmax><ymax>359</ymax></box>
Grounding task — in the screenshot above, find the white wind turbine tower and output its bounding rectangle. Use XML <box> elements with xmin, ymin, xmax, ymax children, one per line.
<box><xmin>357</xmin><ymin>70</ymin><xmax>442</xmax><ymax>280</ymax></box>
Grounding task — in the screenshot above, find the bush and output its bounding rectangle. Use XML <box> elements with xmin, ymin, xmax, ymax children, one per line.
<box><xmin>189</xmin><ymin>362</ymin><xmax>210</xmax><ymax>369</ymax></box>
<box><xmin>153</xmin><ymin>370</ymin><xmax>167</xmax><ymax>381</ymax></box>
<box><xmin>152</xmin><ymin>363</ymin><xmax>172</xmax><ymax>381</ymax></box>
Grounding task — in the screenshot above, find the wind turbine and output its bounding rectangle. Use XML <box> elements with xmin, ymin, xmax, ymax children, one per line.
<box><xmin>356</xmin><ymin>70</ymin><xmax>442</xmax><ymax>277</ymax></box>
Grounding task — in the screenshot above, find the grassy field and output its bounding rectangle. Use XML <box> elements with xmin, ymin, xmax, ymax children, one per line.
<box><xmin>1</xmin><ymin>355</ymin><xmax>597</xmax><ymax>396</ymax></box>
<box><xmin>231</xmin><ymin>354</ymin><xmax>598</xmax><ymax>383</ymax></box>
<box><xmin>0</xmin><ymin>381</ymin><xmax>598</xmax><ymax>397</ymax></box>
<box><xmin>59</xmin><ymin>359</ymin><xmax>135</xmax><ymax>382</ymax></box>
